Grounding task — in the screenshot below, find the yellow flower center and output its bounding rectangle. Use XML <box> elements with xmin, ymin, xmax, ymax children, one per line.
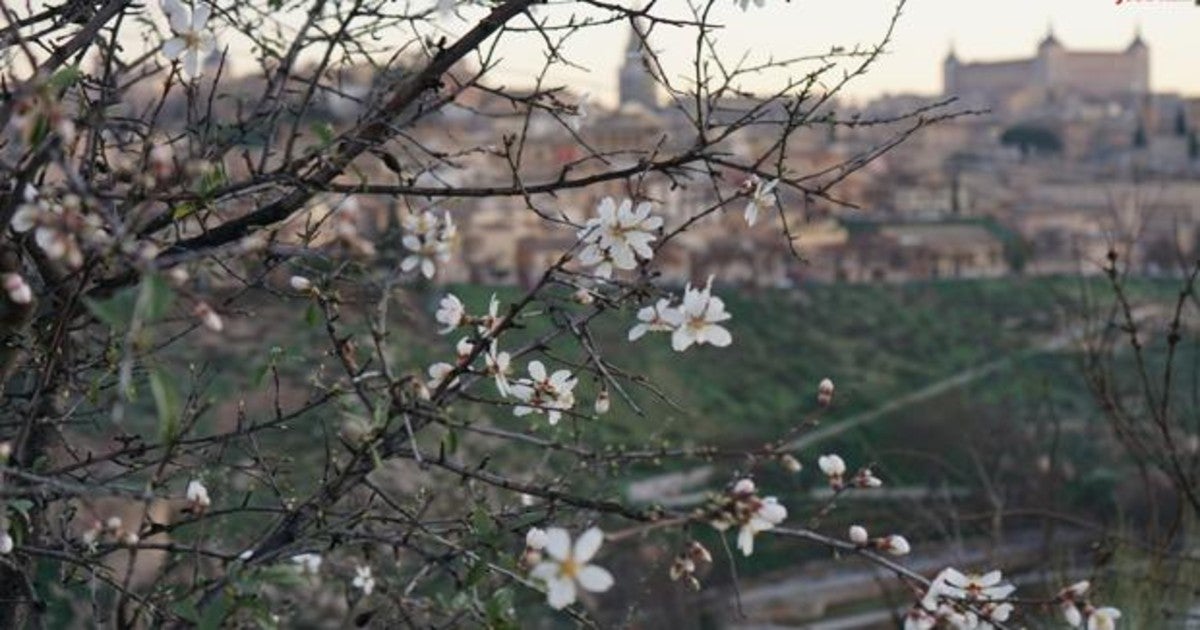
<box><xmin>559</xmin><ymin>558</ymin><xmax>579</xmax><ymax>579</ymax></box>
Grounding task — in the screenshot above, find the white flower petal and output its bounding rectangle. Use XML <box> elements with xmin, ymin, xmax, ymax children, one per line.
<box><xmin>576</xmin><ymin>565</ymin><xmax>614</xmax><ymax>592</ymax></box>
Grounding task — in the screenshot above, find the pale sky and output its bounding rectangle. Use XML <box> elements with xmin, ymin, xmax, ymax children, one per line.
<box><xmin>11</xmin><ymin>0</ymin><xmax>1196</xmax><ymax>107</ymax></box>
<box><xmin>467</xmin><ymin>0</ymin><xmax>1200</xmax><ymax>106</ymax></box>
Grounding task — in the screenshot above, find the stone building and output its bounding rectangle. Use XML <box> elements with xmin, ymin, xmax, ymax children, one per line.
<box><xmin>943</xmin><ymin>29</ymin><xmax>1149</xmax><ymax>108</ymax></box>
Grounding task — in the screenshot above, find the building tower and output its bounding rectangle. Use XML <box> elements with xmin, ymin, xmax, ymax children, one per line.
<box><xmin>618</xmin><ymin>20</ymin><xmax>659</xmax><ymax>109</ymax></box>
<box><xmin>1125</xmin><ymin>26</ymin><xmax>1150</xmax><ymax>94</ymax></box>
<box><xmin>942</xmin><ymin>43</ymin><xmax>959</xmax><ymax>96</ymax></box>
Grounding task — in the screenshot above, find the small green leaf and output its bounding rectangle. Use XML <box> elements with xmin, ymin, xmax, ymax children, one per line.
<box><xmin>311</xmin><ymin>122</ymin><xmax>334</xmax><ymax>146</ymax></box>
<box><xmin>150</xmin><ymin>368</ymin><xmax>182</xmax><ymax>442</ymax></box>
<box><xmin>85</xmin><ymin>289</ymin><xmax>137</xmax><ymax>330</ymax></box>
<box><xmin>142</xmin><ymin>273</ymin><xmax>175</xmax><ymax>321</ymax></box>
<box><xmin>47</xmin><ymin>65</ymin><xmax>82</xmax><ymax>92</ymax></box>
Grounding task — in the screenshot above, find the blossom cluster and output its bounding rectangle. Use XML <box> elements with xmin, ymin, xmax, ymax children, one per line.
<box><xmin>905</xmin><ymin>568</ymin><xmax>1016</xmax><ymax>630</ymax></box>
<box><xmin>628</xmin><ymin>276</ymin><xmax>733</xmax><ymax>351</ymax></box>
<box><xmin>707</xmin><ymin>478</ymin><xmax>788</xmax><ymax>556</ymax></box>
<box><xmin>578</xmin><ymin>197</ymin><xmax>661</xmax><ymax>278</ymax></box>
<box><xmin>402</xmin><ymin>210</ymin><xmax>457</xmax><ymax>279</ymax></box>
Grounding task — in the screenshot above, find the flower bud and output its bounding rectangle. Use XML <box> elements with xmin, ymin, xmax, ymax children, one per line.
<box><xmin>849</xmin><ymin>525</ymin><xmax>869</xmax><ymax>545</ymax></box>
<box><xmin>105</xmin><ymin>516</ymin><xmax>123</xmax><ymax>531</ymax></box>
<box><xmin>669</xmin><ymin>555</ymin><xmax>695</xmax><ymax>581</ymax></box>
<box><xmin>687</xmin><ymin>540</ymin><xmax>712</xmax><ymax>564</ymax></box>
<box><xmin>779</xmin><ymin>453</ymin><xmax>802</xmax><ymax>473</ymax></box>
<box><xmin>572</xmin><ymin>288</ymin><xmax>595</xmax><ymax>305</ymax></box>
<box><xmin>525</xmin><ymin>527</ymin><xmax>549</xmax><ymax>551</ymax></box>
<box><xmin>0</xmin><ymin>442</ymin><xmax>11</xmax><ymax>461</ymax></box>
<box><xmin>878</xmin><ymin>534</ymin><xmax>910</xmax><ymax>556</ymax></box>
<box><xmin>817</xmin><ymin>378</ymin><xmax>835</xmax><ymax>407</ymax></box>
<box><xmin>290</xmin><ymin>275</ymin><xmax>313</xmax><ymax>292</ymax></box>
<box><xmin>3</xmin><ymin>273</ymin><xmax>32</xmax><ymax>305</ymax></box>
<box><xmin>193</xmin><ymin>302</ymin><xmax>224</xmax><ymax>332</ymax></box>
<box><xmin>594</xmin><ymin>389</ymin><xmax>611</xmax><ymax>415</ymax></box>
<box><xmin>0</xmin><ymin>533</ymin><xmax>13</xmax><ymax>554</ymax></box>
<box><xmin>339</xmin><ymin>417</ymin><xmax>372</xmax><ymax>446</ymax></box>
<box><xmin>731</xmin><ymin>478</ymin><xmax>756</xmax><ymax>496</ymax></box>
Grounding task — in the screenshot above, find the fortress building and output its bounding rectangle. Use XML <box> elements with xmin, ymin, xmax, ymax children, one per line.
<box><xmin>943</xmin><ymin>28</ymin><xmax>1149</xmax><ymax>106</ymax></box>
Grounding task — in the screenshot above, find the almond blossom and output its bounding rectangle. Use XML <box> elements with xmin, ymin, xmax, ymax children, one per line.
<box><xmin>1088</xmin><ymin>607</ymin><xmax>1121</xmax><ymax>630</ymax></box>
<box><xmin>741</xmin><ymin>175</ymin><xmax>778</xmax><ymax>227</ymax></box>
<box><xmin>818</xmin><ymin>453</ymin><xmax>847</xmax><ymax>489</ymax></box>
<box><xmin>509</xmin><ymin>360</ymin><xmax>577</xmax><ymax>425</ymax></box>
<box><xmin>627</xmin><ymin>298</ymin><xmax>679</xmax><ymax>341</ymax></box>
<box><xmin>939</xmin><ymin>568</ymin><xmax>1016</xmax><ymax>601</ymax></box>
<box><xmin>709</xmin><ymin>478</ymin><xmax>788</xmax><ymax>556</ymax></box>
<box><xmin>161</xmin><ymin>0</ymin><xmax>216</xmax><ymax>80</ymax></box>
<box><xmin>186</xmin><ymin>479</ymin><xmax>211</xmax><ymax>510</ymax></box>
<box><xmin>3</xmin><ymin>273</ymin><xmax>32</xmax><ymax>305</ymax></box>
<box><xmin>578</xmin><ymin>197</ymin><xmax>662</xmax><ymax>277</ymax></box>
<box><xmin>0</xmin><ymin>531</ymin><xmax>12</xmax><ymax>554</ymax></box>
<box><xmin>435</xmin><ymin>294</ymin><xmax>466</xmax><ymax>334</ymax></box>
<box><xmin>665</xmin><ymin>276</ymin><xmax>732</xmax><ymax>352</ymax></box>
<box><xmin>484</xmin><ymin>342</ymin><xmax>512</xmax><ymax>396</ymax></box>
<box><xmin>291</xmin><ymin>553</ymin><xmax>322</xmax><ymax>576</ymax></box>
<box><xmin>352</xmin><ymin>565</ymin><xmax>375</xmax><ymax>595</ymax></box>
<box><xmin>528</xmin><ymin>527</ymin><xmax>614</xmax><ymax>610</ymax></box>
<box><xmin>401</xmin><ymin>210</ymin><xmax>455</xmax><ymax>279</ymax></box>
<box><xmin>10</xmin><ymin>188</ymin><xmax>96</xmax><ymax>268</ymax></box>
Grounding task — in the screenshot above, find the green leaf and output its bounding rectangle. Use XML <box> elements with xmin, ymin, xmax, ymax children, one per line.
<box><xmin>141</xmin><ymin>273</ymin><xmax>175</xmax><ymax>321</ymax></box>
<box><xmin>311</xmin><ymin>122</ymin><xmax>334</xmax><ymax>147</ymax></box>
<box><xmin>84</xmin><ymin>289</ymin><xmax>137</xmax><ymax>330</ymax></box>
<box><xmin>197</xmin><ymin>591</ymin><xmax>230</xmax><ymax>630</ymax></box>
<box><xmin>172</xmin><ymin>202</ymin><xmax>197</xmax><ymax>220</ymax></box>
<box><xmin>47</xmin><ymin>65</ymin><xmax>82</xmax><ymax>92</ymax></box>
<box><xmin>150</xmin><ymin>368</ymin><xmax>182</xmax><ymax>442</ymax></box>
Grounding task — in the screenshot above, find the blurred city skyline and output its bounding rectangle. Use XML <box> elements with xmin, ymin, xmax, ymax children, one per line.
<box><xmin>469</xmin><ymin>0</ymin><xmax>1200</xmax><ymax>106</ymax></box>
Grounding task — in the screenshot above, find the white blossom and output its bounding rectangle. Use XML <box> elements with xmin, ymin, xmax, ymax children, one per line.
<box><xmin>711</xmin><ymin>478</ymin><xmax>787</xmax><ymax>557</ymax></box>
<box><xmin>401</xmin><ymin>211</ymin><xmax>455</xmax><ymax>279</ymax></box>
<box><xmin>352</xmin><ymin>565</ymin><xmax>375</xmax><ymax>595</ymax></box>
<box><xmin>736</xmin><ymin>496</ymin><xmax>786</xmax><ymax>556</ymax></box>
<box><xmin>578</xmin><ymin>197</ymin><xmax>661</xmax><ymax>277</ymax></box>
<box><xmin>817</xmin><ymin>377</ymin><xmax>835</xmax><ymax>406</ymax></box>
<box><xmin>3</xmin><ymin>273</ymin><xmax>32</xmax><ymax>305</ymax></box>
<box><xmin>854</xmin><ymin>468</ymin><xmax>883</xmax><ymax>488</ymax></box>
<box><xmin>742</xmin><ymin>176</ymin><xmax>778</xmax><ymax>227</ymax></box>
<box><xmin>594</xmin><ymin>389</ymin><xmax>611</xmax><ymax>415</ymax></box>
<box><xmin>1088</xmin><ymin>607</ymin><xmax>1121</xmax><ymax>630</ymax></box>
<box><xmin>186</xmin><ymin>479</ymin><xmax>211</xmax><ymax>509</ymax></box>
<box><xmin>627</xmin><ymin>298</ymin><xmax>679</xmax><ymax>341</ymax></box>
<box><xmin>193</xmin><ymin>302</ymin><xmax>223</xmax><ymax>332</ymax></box>
<box><xmin>526</xmin><ymin>527</ymin><xmax>549</xmax><ymax>550</ymax></box>
<box><xmin>426</xmin><ymin>362</ymin><xmax>458</xmax><ymax>391</ymax></box>
<box><xmin>818</xmin><ymin>453</ymin><xmax>846</xmax><ymax>488</ymax></box>
<box><xmin>291</xmin><ymin>553</ymin><xmax>322</xmax><ymax>576</ymax></box>
<box><xmin>528</xmin><ymin>527</ymin><xmax>614</xmax><ymax>610</ymax></box>
<box><xmin>484</xmin><ymin>343</ymin><xmax>512</xmax><ymax>397</ymax></box>
<box><xmin>0</xmin><ymin>532</ymin><xmax>12</xmax><ymax>554</ymax></box>
<box><xmin>568</xmin><ymin>92</ymin><xmax>590</xmax><ymax>132</ymax></box>
<box><xmin>435</xmin><ymin>294</ymin><xmax>466</xmax><ymax>334</ymax></box>
<box><xmin>665</xmin><ymin>277</ymin><xmax>732</xmax><ymax>352</ymax></box>
<box><xmin>289</xmin><ymin>275</ymin><xmax>313</xmax><ymax>292</ymax></box>
<box><xmin>161</xmin><ymin>0</ymin><xmax>216</xmax><ymax>80</ymax></box>
<box><xmin>878</xmin><ymin>534</ymin><xmax>910</xmax><ymax>556</ymax></box>
<box><xmin>509</xmin><ymin>360</ymin><xmax>577</xmax><ymax>425</ymax></box>
<box><xmin>939</xmin><ymin>568</ymin><xmax>1015</xmax><ymax>601</ymax></box>
<box><xmin>848</xmin><ymin>525</ymin><xmax>869</xmax><ymax>545</ymax></box>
